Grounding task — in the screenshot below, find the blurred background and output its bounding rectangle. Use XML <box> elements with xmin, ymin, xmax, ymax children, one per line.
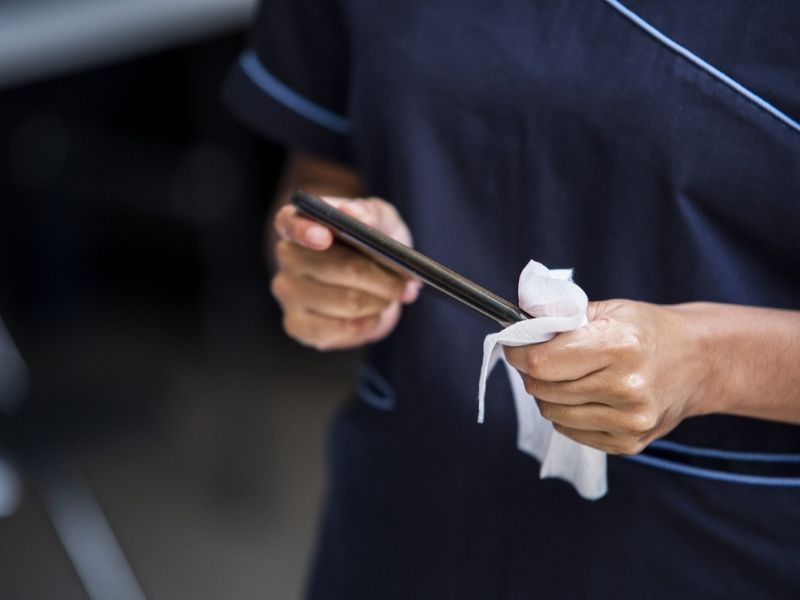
<box><xmin>0</xmin><ymin>1</ymin><xmax>358</xmax><ymax>598</ymax></box>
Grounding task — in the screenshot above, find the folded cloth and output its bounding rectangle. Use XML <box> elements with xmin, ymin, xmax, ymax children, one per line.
<box><xmin>478</xmin><ymin>260</ymin><xmax>607</xmax><ymax>500</ymax></box>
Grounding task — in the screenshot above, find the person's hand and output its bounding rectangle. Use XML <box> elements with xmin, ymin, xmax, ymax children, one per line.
<box><xmin>271</xmin><ymin>196</ymin><xmax>420</xmax><ymax>350</ymax></box>
<box><xmin>504</xmin><ymin>300</ymin><xmax>712</xmax><ymax>454</ymax></box>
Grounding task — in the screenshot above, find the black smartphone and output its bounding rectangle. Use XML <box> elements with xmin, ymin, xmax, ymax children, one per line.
<box><xmin>291</xmin><ymin>190</ymin><xmax>531</xmax><ymax>326</ymax></box>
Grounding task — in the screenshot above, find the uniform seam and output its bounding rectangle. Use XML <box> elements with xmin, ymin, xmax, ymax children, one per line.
<box><xmin>602</xmin><ymin>0</ymin><xmax>800</xmax><ymax>136</ymax></box>
<box><xmin>624</xmin><ymin>453</ymin><xmax>800</xmax><ymax>487</ymax></box>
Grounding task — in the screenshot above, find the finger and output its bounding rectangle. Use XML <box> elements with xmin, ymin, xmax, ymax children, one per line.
<box><xmin>521</xmin><ymin>374</ymin><xmax>613</xmax><ymax>406</ymax></box>
<box><xmin>552</xmin><ymin>424</ymin><xmax>646</xmax><ymax>455</ymax></box>
<box><xmin>503</xmin><ymin>326</ymin><xmax>614</xmax><ymax>382</ymax></box>
<box><xmin>282</xmin><ymin>308</ymin><xmax>381</xmax><ymax>351</ymax></box>
<box><xmin>275</xmin><ymin>204</ymin><xmax>333</xmax><ymax>250</ymax></box>
<box><xmin>325</xmin><ymin>200</ymin><xmax>421</xmax><ymax>301</ymax></box>
<box><xmin>360</xmin><ymin>301</ymin><xmax>403</xmax><ymax>345</ymax></box>
<box><xmin>535</xmin><ymin>399</ymin><xmax>631</xmax><ymax>432</ymax></box>
<box><xmin>401</xmin><ymin>278</ymin><xmax>423</xmax><ymax>304</ymax></box>
<box><xmin>550</xmin><ymin>424</ymin><xmax>629</xmax><ymax>454</ymax></box>
<box><xmin>341</xmin><ymin>198</ymin><xmax>412</xmax><ymax>244</ymax></box>
<box><xmin>276</xmin><ymin>240</ymin><xmax>407</xmax><ymax>302</ymax></box>
<box><xmin>275</xmin><ymin>196</ymin><xmax>410</xmax><ymax>251</ymax></box>
<box><xmin>311</xmin><ymin>196</ymin><xmax>414</xmax><ymax>244</ymax></box>
<box><xmin>272</xmin><ymin>272</ymin><xmax>392</xmax><ymax>319</ymax></box>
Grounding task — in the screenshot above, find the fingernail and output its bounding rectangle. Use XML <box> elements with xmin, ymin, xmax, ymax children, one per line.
<box><xmin>306</xmin><ymin>226</ymin><xmax>328</xmax><ymax>246</ymax></box>
<box><xmin>402</xmin><ymin>280</ymin><xmax>422</xmax><ymax>303</ymax></box>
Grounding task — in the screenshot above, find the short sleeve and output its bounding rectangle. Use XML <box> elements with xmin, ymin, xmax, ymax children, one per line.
<box><xmin>223</xmin><ymin>0</ymin><xmax>353</xmax><ymax>163</ymax></box>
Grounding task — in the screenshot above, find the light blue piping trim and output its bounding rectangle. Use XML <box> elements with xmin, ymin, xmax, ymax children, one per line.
<box><xmin>239</xmin><ymin>50</ymin><xmax>351</xmax><ymax>134</ymax></box>
<box><xmin>603</xmin><ymin>0</ymin><xmax>800</xmax><ymax>135</ymax></box>
<box><xmin>354</xmin><ymin>364</ymin><xmax>396</xmax><ymax>411</ymax></box>
<box><xmin>624</xmin><ymin>453</ymin><xmax>800</xmax><ymax>487</ymax></box>
<box><xmin>649</xmin><ymin>440</ymin><xmax>800</xmax><ymax>463</ymax></box>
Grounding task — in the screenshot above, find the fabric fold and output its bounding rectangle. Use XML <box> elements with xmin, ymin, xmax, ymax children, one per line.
<box><xmin>478</xmin><ymin>261</ymin><xmax>607</xmax><ymax>500</ymax></box>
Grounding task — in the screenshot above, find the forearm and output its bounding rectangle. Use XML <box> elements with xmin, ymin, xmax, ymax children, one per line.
<box><xmin>679</xmin><ymin>302</ymin><xmax>800</xmax><ymax>424</ymax></box>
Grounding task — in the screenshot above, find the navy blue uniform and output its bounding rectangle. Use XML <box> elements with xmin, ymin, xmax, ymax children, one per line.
<box><xmin>225</xmin><ymin>1</ymin><xmax>800</xmax><ymax>597</ymax></box>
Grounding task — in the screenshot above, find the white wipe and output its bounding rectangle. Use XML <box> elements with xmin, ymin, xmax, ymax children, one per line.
<box><xmin>478</xmin><ymin>260</ymin><xmax>607</xmax><ymax>500</ymax></box>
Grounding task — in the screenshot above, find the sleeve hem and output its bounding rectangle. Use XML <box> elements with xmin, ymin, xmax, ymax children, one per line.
<box><xmin>223</xmin><ymin>51</ymin><xmax>354</xmax><ymax>165</ymax></box>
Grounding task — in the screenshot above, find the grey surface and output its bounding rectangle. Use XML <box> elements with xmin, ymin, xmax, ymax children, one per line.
<box><xmin>0</xmin><ymin>484</ymin><xmax>87</xmax><ymax>600</ymax></box>
<box><xmin>0</xmin><ymin>0</ymin><xmax>258</xmax><ymax>89</ymax></box>
<box><xmin>0</xmin><ymin>300</ymin><xmax>359</xmax><ymax>599</ymax></box>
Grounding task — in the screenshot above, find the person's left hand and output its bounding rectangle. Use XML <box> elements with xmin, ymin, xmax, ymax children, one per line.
<box><xmin>504</xmin><ymin>300</ymin><xmax>713</xmax><ymax>454</ymax></box>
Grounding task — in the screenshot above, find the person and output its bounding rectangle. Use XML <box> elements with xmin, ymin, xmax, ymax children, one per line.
<box><xmin>224</xmin><ymin>1</ymin><xmax>800</xmax><ymax>597</ymax></box>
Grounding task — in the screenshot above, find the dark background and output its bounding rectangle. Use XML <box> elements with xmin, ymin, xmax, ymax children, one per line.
<box><xmin>0</xmin><ymin>25</ymin><xmax>357</xmax><ymax>600</ymax></box>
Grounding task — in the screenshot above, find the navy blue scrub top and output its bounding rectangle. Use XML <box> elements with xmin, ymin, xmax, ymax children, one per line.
<box><xmin>226</xmin><ymin>1</ymin><xmax>800</xmax><ymax>598</ymax></box>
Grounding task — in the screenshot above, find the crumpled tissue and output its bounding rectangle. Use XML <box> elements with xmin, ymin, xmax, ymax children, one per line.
<box><xmin>478</xmin><ymin>260</ymin><xmax>607</xmax><ymax>500</ymax></box>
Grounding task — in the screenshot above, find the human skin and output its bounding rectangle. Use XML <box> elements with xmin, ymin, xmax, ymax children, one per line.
<box><xmin>271</xmin><ymin>152</ymin><xmax>800</xmax><ymax>454</ymax></box>
<box><xmin>270</xmin><ymin>151</ymin><xmax>420</xmax><ymax>351</ymax></box>
<box><xmin>504</xmin><ymin>300</ymin><xmax>800</xmax><ymax>454</ymax></box>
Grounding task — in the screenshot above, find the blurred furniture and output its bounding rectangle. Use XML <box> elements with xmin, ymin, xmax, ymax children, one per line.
<box><xmin>0</xmin><ymin>0</ymin><xmax>257</xmax><ymax>90</ymax></box>
<box><xmin>0</xmin><ymin>2</ymin><xmax>284</xmax><ymax>598</ymax></box>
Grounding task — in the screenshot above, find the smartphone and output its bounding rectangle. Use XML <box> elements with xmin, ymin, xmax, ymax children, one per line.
<box><xmin>291</xmin><ymin>190</ymin><xmax>531</xmax><ymax>326</ymax></box>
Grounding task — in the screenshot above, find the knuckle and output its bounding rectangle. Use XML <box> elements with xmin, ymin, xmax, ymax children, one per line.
<box><xmin>624</xmin><ymin>372</ymin><xmax>647</xmax><ymax>394</ymax></box>
<box><xmin>344</xmin><ymin>316</ymin><xmax>371</xmax><ymax>337</ymax></box>
<box><xmin>283</xmin><ymin>312</ymin><xmax>329</xmax><ymax>350</ymax></box>
<box><xmin>365</xmin><ymin>196</ymin><xmax>388</xmax><ymax>210</ymax></box>
<box><xmin>387</xmin><ymin>275</ymin><xmax>405</xmax><ymax>297</ymax></box>
<box><xmin>525</xmin><ymin>350</ymin><xmax>548</xmax><ymax>379</ymax></box>
<box><xmin>615</xmin><ymin>324</ymin><xmax>644</xmax><ymax>357</ymax></box>
<box><xmin>285</xmin><ymin>217</ymin><xmax>302</xmax><ymax>240</ymax></box>
<box><xmin>274</xmin><ymin>240</ymin><xmax>292</xmax><ymax>265</ymax></box>
<box><xmin>343</xmin><ymin>287</ymin><xmax>368</xmax><ymax>314</ymax></box>
<box><xmin>344</xmin><ymin>256</ymin><xmax>368</xmax><ymax>282</ymax></box>
<box><xmin>320</xmin><ymin>317</ymin><xmax>374</xmax><ymax>351</ymax></box>
<box><xmin>523</xmin><ymin>377</ymin><xmax>538</xmax><ymax>397</ymax></box>
<box><xmin>628</xmin><ymin>408</ymin><xmax>658</xmax><ymax>434</ymax></box>
<box><xmin>537</xmin><ymin>399</ymin><xmax>551</xmax><ymax>420</ymax></box>
<box><xmin>312</xmin><ymin>338</ymin><xmax>335</xmax><ymax>352</ymax></box>
<box><xmin>282</xmin><ymin>312</ymin><xmax>302</xmax><ymax>339</ymax></box>
<box><xmin>371</xmin><ymin>197</ymin><xmax>398</xmax><ymax>219</ymax></box>
<box><xmin>611</xmin><ymin>372</ymin><xmax>647</xmax><ymax>402</ymax></box>
<box><xmin>618</xmin><ymin>437</ymin><xmax>646</xmax><ymax>456</ymax></box>
<box><xmin>270</xmin><ymin>274</ymin><xmax>290</xmax><ymax>301</ymax></box>
<box><xmin>273</xmin><ymin>206</ymin><xmax>291</xmax><ymax>233</ymax></box>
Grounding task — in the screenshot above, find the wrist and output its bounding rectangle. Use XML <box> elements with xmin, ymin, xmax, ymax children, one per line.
<box><xmin>669</xmin><ymin>302</ymin><xmax>730</xmax><ymax>418</ymax></box>
<box><xmin>668</xmin><ymin>301</ymin><xmax>800</xmax><ymax>425</ymax></box>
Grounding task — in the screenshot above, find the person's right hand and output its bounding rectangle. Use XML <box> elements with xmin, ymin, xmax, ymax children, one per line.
<box><xmin>271</xmin><ymin>197</ymin><xmax>421</xmax><ymax>350</ymax></box>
